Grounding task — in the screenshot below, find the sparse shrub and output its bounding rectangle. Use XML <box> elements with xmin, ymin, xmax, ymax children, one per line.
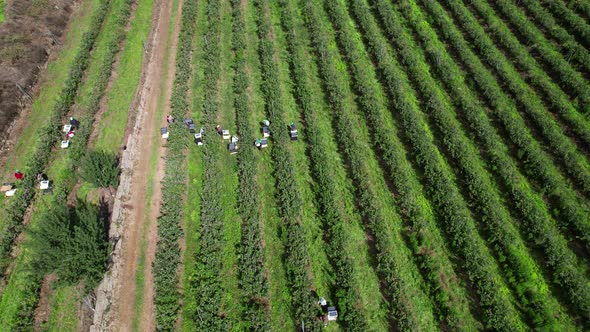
<box><xmin>80</xmin><ymin>150</ymin><xmax>120</xmax><ymax>187</ymax></box>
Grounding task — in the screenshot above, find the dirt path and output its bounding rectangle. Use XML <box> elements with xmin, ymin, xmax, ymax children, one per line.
<box><xmin>136</xmin><ymin>0</ymin><xmax>183</xmax><ymax>330</ymax></box>
<box><xmin>90</xmin><ymin>0</ymin><xmax>180</xmax><ymax>329</ymax></box>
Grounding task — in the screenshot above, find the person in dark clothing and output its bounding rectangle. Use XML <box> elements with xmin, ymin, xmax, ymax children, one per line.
<box><xmin>69</xmin><ymin>117</ymin><xmax>80</xmax><ymax>128</ymax></box>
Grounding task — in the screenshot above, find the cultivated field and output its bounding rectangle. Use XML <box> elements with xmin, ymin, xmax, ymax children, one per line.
<box><xmin>0</xmin><ymin>0</ymin><xmax>589</xmax><ymax>330</ymax></box>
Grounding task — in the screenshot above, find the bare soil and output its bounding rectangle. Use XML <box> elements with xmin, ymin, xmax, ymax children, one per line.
<box><xmin>90</xmin><ymin>0</ymin><xmax>180</xmax><ymax>329</ymax></box>
<box><xmin>138</xmin><ymin>1</ymin><xmax>183</xmax><ymax>331</ymax></box>
<box><xmin>32</xmin><ymin>274</ymin><xmax>58</xmax><ymax>330</ymax></box>
<box><xmin>0</xmin><ymin>0</ymin><xmax>77</xmax><ymax>159</ymax></box>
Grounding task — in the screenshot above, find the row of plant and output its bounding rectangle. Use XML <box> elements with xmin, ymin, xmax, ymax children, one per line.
<box><xmin>477</xmin><ymin>0</ymin><xmax>590</xmax><ymax>114</ymax></box>
<box><xmin>229</xmin><ymin>0</ymin><xmax>269</xmax><ymax>329</ymax></box>
<box><xmin>338</xmin><ymin>0</ymin><xmax>523</xmax><ymax>329</ymax></box>
<box><xmin>466</xmin><ymin>0</ymin><xmax>590</xmax><ymax>143</ymax></box>
<box><xmin>0</xmin><ymin>152</ymin><xmax>114</xmax><ymax>330</ymax></box>
<box><xmin>369</xmin><ymin>0</ymin><xmax>574</xmax><ymax>328</ymax></box>
<box><xmin>278</xmin><ymin>0</ymin><xmax>374</xmax><ymax>329</ymax></box>
<box><xmin>0</xmin><ymin>0</ymin><xmax>135</xmax><ymax>319</ymax></box>
<box><xmin>405</xmin><ymin>0</ymin><xmax>590</xmax><ymax>320</ymax></box>
<box><xmin>515</xmin><ymin>0</ymin><xmax>590</xmax><ymax>75</ymax></box>
<box><xmin>0</xmin><ymin>0</ymin><xmax>112</xmax><ymax>274</ymax></box>
<box><xmin>441</xmin><ymin>0</ymin><xmax>590</xmax><ymax>196</ymax></box>
<box><xmin>187</xmin><ymin>0</ymin><xmax>235</xmax><ymax>329</ymax></box>
<box><xmin>152</xmin><ymin>0</ymin><xmax>196</xmax><ymax>329</ymax></box>
<box><xmin>426</xmin><ymin>0</ymin><xmax>590</xmax><ymax>252</ymax></box>
<box><xmin>540</xmin><ymin>0</ymin><xmax>590</xmax><ymax>48</ymax></box>
<box><xmin>323</xmin><ymin>0</ymin><xmax>480</xmax><ymax>329</ymax></box>
<box><xmin>253</xmin><ymin>0</ymin><xmax>320</xmax><ymax>329</ymax></box>
<box><xmin>569</xmin><ymin>0</ymin><xmax>590</xmax><ymax>21</ymax></box>
<box><xmin>0</xmin><ymin>0</ymin><xmax>136</xmax><ymax>321</ymax></box>
<box><xmin>301</xmin><ymin>0</ymin><xmax>446</xmax><ymax>329</ymax></box>
<box><xmin>179</xmin><ymin>0</ymin><xmax>206</xmax><ymax>327</ymax></box>
<box><xmin>69</xmin><ymin>0</ymin><xmax>136</xmax><ymax>163</ymax></box>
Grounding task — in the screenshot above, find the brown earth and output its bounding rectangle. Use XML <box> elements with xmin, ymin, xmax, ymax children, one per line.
<box><xmin>137</xmin><ymin>0</ymin><xmax>183</xmax><ymax>330</ymax></box>
<box><xmin>32</xmin><ymin>274</ymin><xmax>58</xmax><ymax>330</ymax></box>
<box><xmin>90</xmin><ymin>0</ymin><xmax>180</xmax><ymax>329</ymax></box>
<box><xmin>0</xmin><ymin>0</ymin><xmax>76</xmax><ymax>153</ymax></box>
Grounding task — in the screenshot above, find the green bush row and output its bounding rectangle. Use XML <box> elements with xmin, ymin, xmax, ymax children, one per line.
<box><xmin>80</xmin><ymin>150</ymin><xmax>120</xmax><ymax>187</ymax></box>
<box><xmin>443</xmin><ymin>0</ymin><xmax>590</xmax><ymax>196</ymax></box>
<box><xmin>278</xmin><ymin>0</ymin><xmax>370</xmax><ymax>329</ymax></box>
<box><xmin>152</xmin><ymin>0</ymin><xmax>196</xmax><ymax>330</ymax></box>
<box><xmin>0</xmin><ymin>187</ymin><xmax>67</xmax><ymax>330</ymax></box>
<box><xmin>512</xmin><ymin>0</ymin><xmax>590</xmax><ymax>83</ymax></box>
<box><xmin>410</xmin><ymin>0</ymin><xmax>590</xmax><ymax>320</ymax></box>
<box><xmin>229</xmin><ymin>0</ymin><xmax>269</xmax><ymax>329</ymax></box>
<box><xmin>442</xmin><ymin>0</ymin><xmax>590</xmax><ymax>196</ymax></box>
<box><xmin>569</xmin><ymin>0</ymin><xmax>590</xmax><ymax>22</ymax></box>
<box><xmin>0</xmin><ymin>0</ymin><xmax>112</xmax><ymax>274</ymax></box>
<box><xmin>0</xmin><ymin>0</ymin><xmax>134</xmax><ymax>327</ymax></box>
<box><xmin>419</xmin><ymin>0</ymin><xmax>590</xmax><ymax>254</ymax></box>
<box><xmin>325</xmin><ymin>0</ymin><xmax>480</xmax><ymax>329</ymax></box>
<box><xmin>70</xmin><ymin>0</ymin><xmax>135</xmax><ymax>163</ymax></box>
<box><xmin>376</xmin><ymin>1</ymin><xmax>524</xmax><ymax>330</ymax></box>
<box><xmin>29</xmin><ymin>200</ymin><xmax>109</xmax><ymax>290</ymax></box>
<box><xmin>374</xmin><ymin>0</ymin><xmax>574</xmax><ymax>328</ymax></box>
<box><xmin>467</xmin><ymin>0</ymin><xmax>590</xmax><ymax>141</ymax></box>
<box><xmin>184</xmin><ymin>0</ymin><xmax>231</xmax><ymax>330</ymax></box>
<box><xmin>540</xmin><ymin>0</ymin><xmax>590</xmax><ymax>48</ymax></box>
<box><xmin>301</xmin><ymin>0</ymin><xmax>445</xmax><ymax>329</ymax></box>
<box><xmin>253</xmin><ymin>0</ymin><xmax>321</xmax><ymax>329</ymax></box>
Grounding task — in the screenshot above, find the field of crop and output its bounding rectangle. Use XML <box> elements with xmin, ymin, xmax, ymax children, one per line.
<box><xmin>0</xmin><ymin>0</ymin><xmax>589</xmax><ymax>330</ymax></box>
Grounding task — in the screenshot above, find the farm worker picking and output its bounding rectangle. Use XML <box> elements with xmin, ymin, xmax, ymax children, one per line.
<box><xmin>69</xmin><ymin>117</ymin><xmax>80</xmax><ymax>128</ymax></box>
<box><xmin>14</xmin><ymin>170</ymin><xmax>23</xmax><ymax>180</ymax></box>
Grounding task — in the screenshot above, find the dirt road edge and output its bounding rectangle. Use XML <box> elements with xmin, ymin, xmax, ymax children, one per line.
<box><xmin>89</xmin><ymin>0</ymin><xmax>166</xmax><ymax>329</ymax></box>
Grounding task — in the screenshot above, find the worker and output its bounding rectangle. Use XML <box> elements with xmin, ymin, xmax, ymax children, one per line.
<box><xmin>14</xmin><ymin>170</ymin><xmax>23</xmax><ymax>180</ymax></box>
<box><xmin>216</xmin><ymin>125</ymin><xmax>223</xmax><ymax>135</ymax></box>
<box><xmin>67</xmin><ymin>130</ymin><xmax>75</xmax><ymax>138</ymax></box>
<box><xmin>166</xmin><ymin>115</ymin><xmax>174</xmax><ymax>123</ymax></box>
<box><xmin>69</xmin><ymin>117</ymin><xmax>80</xmax><ymax>128</ymax></box>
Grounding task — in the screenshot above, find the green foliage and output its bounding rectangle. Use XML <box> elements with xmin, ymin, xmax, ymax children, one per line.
<box><xmin>0</xmin><ymin>0</ymin><xmax>112</xmax><ymax>275</ymax></box>
<box><xmin>483</xmin><ymin>0</ymin><xmax>590</xmax><ymax>117</ymax></box>
<box><xmin>517</xmin><ymin>0</ymin><xmax>590</xmax><ymax>74</ymax></box>
<box><xmin>185</xmin><ymin>0</ymin><xmax>230</xmax><ymax>329</ymax></box>
<box><xmin>410</xmin><ymin>0</ymin><xmax>590</xmax><ymax>321</ymax></box>
<box><xmin>80</xmin><ymin>150</ymin><xmax>120</xmax><ymax>187</ymax></box>
<box><xmin>300</xmin><ymin>0</ymin><xmax>446</xmax><ymax>329</ymax></box>
<box><xmin>229</xmin><ymin>0</ymin><xmax>269</xmax><ymax>329</ymax></box>
<box><xmin>278</xmin><ymin>0</ymin><xmax>371</xmax><ymax>329</ymax></box>
<box><xmin>0</xmin><ymin>0</ymin><xmax>136</xmax><ymax>327</ymax></box>
<box><xmin>351</xmin><ymin>0</ymin><xmax>530</xmax><ymax>329</ymax></box>
<box><xmin>429</xmin><ymin>0</ymin><xmax>590</xmax><ymax>251</ymax></box>
<box><xmin>568</xmin><ymin>0</ymin><xmax>590</xmax><ymax>21</ymax></box>
<box><xmin>153</xmin><ymin>0</ymin><xmax>195</xmax><ymax>329</ymax></box>
<box><xmin>29</xmin><ymin>201</ymin><xmax>109</xmax><ymax>289</ymax></box>
<box><xmin>253</xmin><ymin>0</ymin><xmax>322</xmax><ymax>329</ymax></box>
<box><xmin>370</xmin><ymin>0</ymin><xmax>574</xmax><ymax>328</ymax></box>
<box><xmin>0</xmin><ymin>0</ymin><xmax>4</xmax><ymax>23</ymax></box>
<box><xmin>342</xmin><ymin>0</ymin><xmax>484</xmax><ymax>328</ymax></box>
<box><xmin>442</xmin><ymin>0</ymin><xmax>590</xmax><ymax>198</ymax></box>
<box><xmin>541</xmin><ymin>0</ymin><xmax>590</xmax><ymax>48</ymax></box>
<box><xmin>70</xmin><ymin>0</ymin><xmax>136</xmax><ymax>162</ymax></box>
